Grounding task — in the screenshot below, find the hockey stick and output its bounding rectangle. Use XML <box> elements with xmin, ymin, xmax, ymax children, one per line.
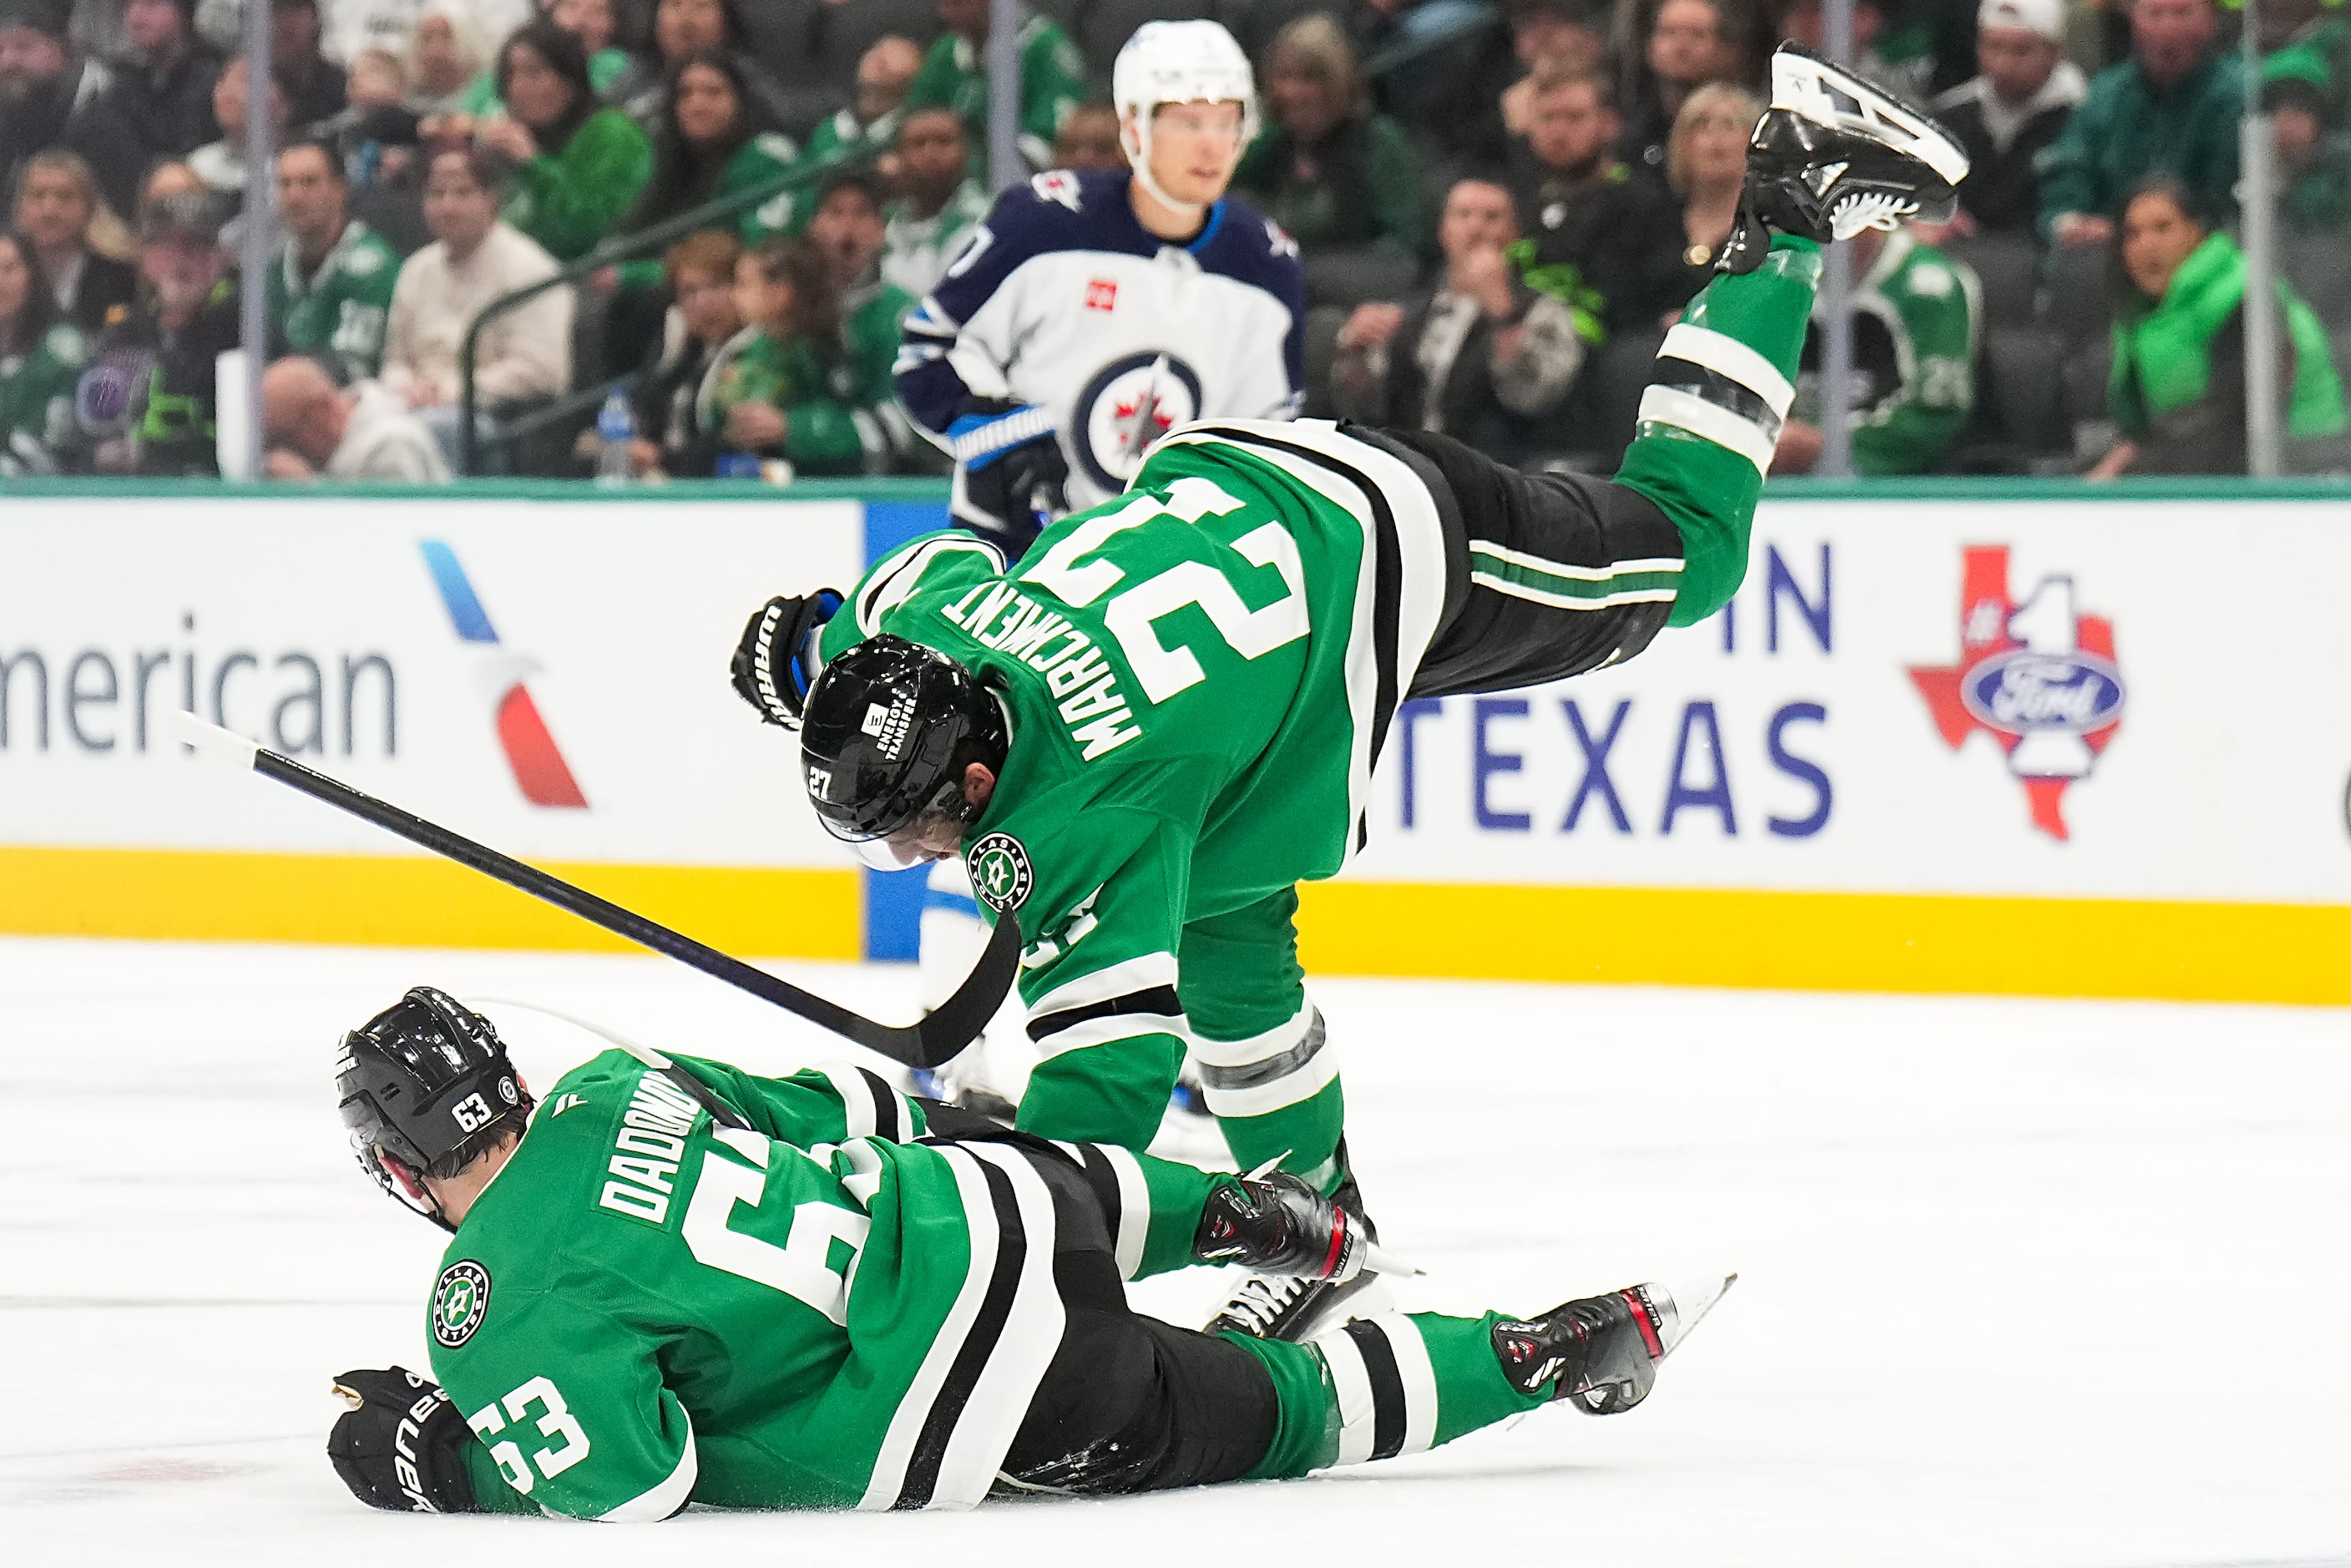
<box><xmin>171</xmin><ymin>713</ymin><xmax>1014</xmax><ymax>1070</ymax></box>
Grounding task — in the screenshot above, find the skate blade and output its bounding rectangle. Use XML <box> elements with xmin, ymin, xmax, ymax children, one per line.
<box><xmin>1649</xmin><ymin>1272</ymin><xmax>1737</xmax><ymax>1358</ymax></box>
<box><xmin>1361</xmin><ymin>1238</ymin><xmax>1423</xmax><ymax>1278</ymax></box>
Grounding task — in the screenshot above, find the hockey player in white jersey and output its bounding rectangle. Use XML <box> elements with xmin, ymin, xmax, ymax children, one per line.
<box><xmin>895</xmin><ymin>19</ymin><xmax>1306</xmax><ymax>558</ymax></box>
<box><xmin>895</xmin><ymin>20</ymin><xmax>1306</xmax><ymax>1112</ymax></box>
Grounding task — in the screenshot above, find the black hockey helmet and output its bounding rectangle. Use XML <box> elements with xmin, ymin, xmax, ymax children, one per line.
<box><xmin>801</xmin><ymin>634</ymin><xmax>1009</xmax><ymax>869</ymax></box>
<box><xmin>335</xmin><ymin>987</ymin><xmax>533</xmax><ymax>1231</ymax></box>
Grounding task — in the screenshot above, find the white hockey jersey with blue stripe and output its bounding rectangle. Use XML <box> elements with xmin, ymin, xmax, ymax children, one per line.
<box><xmin>894</xmin><ymin>168</ymin><xmax>1306</xmax><ymax>508</ymax></box>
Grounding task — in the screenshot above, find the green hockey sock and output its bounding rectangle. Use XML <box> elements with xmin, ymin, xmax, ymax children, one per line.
<box><xmin>1214</xmin><ymin>1075</ymin><xmax>1347</xmax><ymax>1195</ymax></box>
<box><xmin>1615</xmin><ymin>234</ymin><xmax>1823</xmax><ymax>627</ymax></box>
<box><xmin>1229</xmin><ymin>1311</ymin><xmax>1547</xmax><ymax>1479</ymax></box>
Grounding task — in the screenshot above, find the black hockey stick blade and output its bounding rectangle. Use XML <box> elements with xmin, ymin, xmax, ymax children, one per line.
<box><xmin>172</xmin><ymin>713</ymin><xmax>1013</xmax><ymax>1069</ymax></box>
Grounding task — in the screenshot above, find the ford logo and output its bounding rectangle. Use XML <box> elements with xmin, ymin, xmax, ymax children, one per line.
<box><xmin>1960</xmin><ymin>650</ymin><xmax>2126</xmax><ymax>735</ymax></box>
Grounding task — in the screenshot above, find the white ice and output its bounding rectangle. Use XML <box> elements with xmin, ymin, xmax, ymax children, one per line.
<box><xmin>3</xmin><ymin>936</ymin><xmax>2346</xmax><ymax>1568</ymax></box>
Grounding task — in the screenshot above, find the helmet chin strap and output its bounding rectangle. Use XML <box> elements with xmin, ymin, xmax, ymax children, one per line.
<box><xmin>1123</xmin><ymin>115</ymin><xmax>1211</xmax><ymax>230</ymax></box>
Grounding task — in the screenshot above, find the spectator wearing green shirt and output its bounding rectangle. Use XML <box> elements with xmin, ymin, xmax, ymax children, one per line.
<box><xmin>2040</xmin><ymin>0</ymin><xmax>2244</xmax><ymax>246</ymax></box>
<box><xmin>903</xmin><ymin>0</ymin><xmax>1084</xmax><ymax>180</ymax></box>
<box><xmin>266</xmin><ymin>139</ymin><xmax>402</xmax><ymax>383</ymax></box>
<box><xmin>1775</xmin><ymin>224</ymin><xmax>1982</xmax><ymax>477</ymax></box>
<box><xmin>1233</xmin><ymin>14</ymin><xmax>1425</xmax><ymax>309</ymax></box>
<box><xmin>2088</xmin><ymin>177</ymin><xmax>2346</xmax><ymax>478</ymax></box>
<box><xmin>880</xmin><ymin>105</ymin><xmax>990</xmax><ymax>301</ymax></box>
<box><xmin>706</xmin><ymin>235</ymin><xmax>889</xmax><ymax>476</ymax></box>
<box><xmin>615</xmin><ymin>52</ymin><xmax>801</xmax><ymax>291</ymax></box>
<box><xmin>0</xmin><ymin>230</ymin><xmax>88</xmax><ymax>476</ymax></box>
<box><xmin>474</xmin><ymin>17</ymin><xmax>652</xmax><ymax>262</ymax></box>
<box><xmin>460</xmin><ymin>0</ymin><xmax>635</xmax><ymax>114</ymax></box>
<box><xmin>806</xmin><ymin>169</ymin><xmax>921</xmax><ymax>469</ymax></box>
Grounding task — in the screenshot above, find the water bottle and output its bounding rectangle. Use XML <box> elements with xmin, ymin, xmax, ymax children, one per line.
<box><xmin>594</xmin><ymin>388</ymin><xmax>635</xmax><ymax>487</ymax></box>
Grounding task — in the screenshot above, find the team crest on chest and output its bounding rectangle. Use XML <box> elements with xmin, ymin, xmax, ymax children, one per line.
<box><xmin>1073</xmin><ymin>351</ymin><xmax>1204</xmax><ymax>493</ymax></box>
<box><xmin>966</xmin><ymin>833</ymin><xmax>1034</xmax><ymax>913</ymax></box>
<box><xmin>1084</xmin><ymin>278</ymin><xmax>1118</xmax><ymax>311</ymax></box>
<box><xmin>432</xmin><ymin>1260</ymin><xmax>493</xmax><ymax>1348</ymax></box>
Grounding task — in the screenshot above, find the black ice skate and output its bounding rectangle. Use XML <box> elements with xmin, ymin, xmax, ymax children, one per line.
<box><xmin>1716</xmin><ymin>45</ymin><xmax>1970</xmax><ymax>274</ymax></box>
<box><xmin>1492</xmin><ymin>1274</ymin><xmax>1736</xmax><ymax>1414</ymax></box>
<box><xmin>1202</xmin><ymin>1162</ymin><xmax>1394</xmax><ymax>1342</ymax></box>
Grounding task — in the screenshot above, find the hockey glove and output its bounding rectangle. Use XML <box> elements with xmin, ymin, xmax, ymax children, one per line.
<box><xmin>948</xmin><ymin>398</ymin><xmax>1066</xmax><ymax>555</ymax></box>
<box><xmin>326</xmin><ymin>1365</ymin><xmax>479</xmax><ymax>1514</ymax></box>
<box><xmin>729</xmin><ymin>589</ymin><xmax>843</xmax><ymax>728</ymax></box>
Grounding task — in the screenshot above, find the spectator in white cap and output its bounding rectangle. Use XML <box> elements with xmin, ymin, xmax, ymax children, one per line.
<box><xmin>1929</xmin><ymin>0</ymin><xmax>2086</xmax><ymax>237</ymax></box>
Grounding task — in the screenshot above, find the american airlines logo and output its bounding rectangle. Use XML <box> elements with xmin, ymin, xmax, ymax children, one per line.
<box><xmin>418</xmin><ymin>541</ymin><xmax>587</xmax><ymax>809</ymax></box>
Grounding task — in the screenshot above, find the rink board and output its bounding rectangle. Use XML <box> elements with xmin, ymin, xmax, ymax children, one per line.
<box><xmin>3</xmin><ymin>479</ymin><xmax>2348</xmax><ymax>1004</ymax></box>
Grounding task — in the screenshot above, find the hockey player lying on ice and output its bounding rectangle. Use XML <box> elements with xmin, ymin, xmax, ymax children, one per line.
<box><xmin>325</xmin><ymin>45</ymin><xmax>1966</xmax><ymax>1521</ymax></box>
<box><xmin>726</xmin><ymin>49</ymin><xmax>1970</xmax><ymax>1341</ymax></box>
<box><xmin>325</xmin><ymin>986</ymin><xmax>1731</xmax><ymax>1516</ymax></box>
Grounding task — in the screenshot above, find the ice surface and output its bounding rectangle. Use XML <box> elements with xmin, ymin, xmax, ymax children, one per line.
<box><xmin>3</xmin><ymin>936</ymin><xmax>2347</xmax><ymax>1567</ymax></box>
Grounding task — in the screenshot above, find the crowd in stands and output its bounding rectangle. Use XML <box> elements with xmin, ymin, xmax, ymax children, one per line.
<box><xmin>2</xmin><ymin>0</ymin><xmax>2348</xmax><ymax>483</ymax></box>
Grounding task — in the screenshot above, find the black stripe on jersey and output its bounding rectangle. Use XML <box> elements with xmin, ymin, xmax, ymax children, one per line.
<box><xmin>1181</xmin><ymin>425</ymin><xmax>1404</xmax><ymax>853</ymax></box>
<box><xmin>1342</xmin><ymin>1319</ymin><xmax>1409</xmax><ymax>1461</ymax></box>
<box><xmin>1025</xmin><ymin>985</ymin><xmax>1186</xmax><ymax>1043</ymax></box>
<box><xmin>894</xmin><ymin>1156</ymin><xmax>1027</xmax><ymax>1509</ymax></box>
<box><xmin>1650</xmin><ymin>357</ymin><xmax>1786</xmax><ymax>441</ymax></box>
<box><xmin>858</xmin><ymin>1067</ymin><xmax>903</xmax><ymax>1142</ymax></box>
<box><xmin>1070</xmin><ymin>1144</ymin><xmax>1125</xmax><ymax>1239</ymax></box>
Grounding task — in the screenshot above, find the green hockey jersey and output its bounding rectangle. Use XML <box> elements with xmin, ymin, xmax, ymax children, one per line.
<box><xmin>427</xmin><ymin>1047</ymin><xmax>1079</xmax><ymax>1517</ymax></box>
<box><xmin>815</xmin><ymin>421</ymin><xmax>1457</xmax><ymax>1158</ymax></box>
<box><xmin>1793</xmin><ymin>229</ymin><xmax>1979</xmax><ymax>475</ymax></box>
<box><xmin>267</xmin><ymin>220</ymin><xmax>402</xmax><ymax>383</ymax></box>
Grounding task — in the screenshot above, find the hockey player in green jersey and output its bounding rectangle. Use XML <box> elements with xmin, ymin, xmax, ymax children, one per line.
<box><xmin>727</xmin><ymin>48</ymin><xmax>1969</xmax><ymax>1341</ymax></box>
<box><xmin>326</xmin><ymin>987</ymin><xmax>1730</xmax><ymax>1519</ymax></box>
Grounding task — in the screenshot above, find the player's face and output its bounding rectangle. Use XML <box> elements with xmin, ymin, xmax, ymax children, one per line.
<box><xmin>275</xmin><ymin>146</ymin><xmax>344</xmax><ymax>245</ymax></box>
<box><xmin>673</xmin><ymin>61</ymin><xmax>740</xmax><ymax>144</ymax></box>
<box><xmin>1145</xmin><ymin>100</ymin><xmax>1246</xmax><ymax>208</ymax></box>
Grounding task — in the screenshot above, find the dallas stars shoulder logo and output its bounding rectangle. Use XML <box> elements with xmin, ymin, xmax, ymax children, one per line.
<box><xmin>967</xmin><ymin>832</ymin><xmax>1034</xmax><ymax>913</ymax></box>
<box><xmin>432</xmin><ymin>1260</ymin><xmax>493</xmax><ymax>1348</ymax></box>
<box><xmin>1908</xmin><ymin>545</ymin><xmax>2126</xmax><ymax>840</ymax></box>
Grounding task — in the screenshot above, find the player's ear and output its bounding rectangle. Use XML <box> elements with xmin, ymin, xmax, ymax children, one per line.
<box><xmin>963</xmin><ymin>762</ymin><xmax>996</xmax><ymax>810</ymax></box>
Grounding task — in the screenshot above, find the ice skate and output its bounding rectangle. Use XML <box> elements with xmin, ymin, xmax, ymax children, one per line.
<box><xmin>1492</xmin><ymin>1274</ymin><xmax>1737</xmax><ymax>1414</ymax></box>
<box><xmin>1716</xmin><ymin>45</ymin><xmax>1969</xmax><ymax>274</ymax></box>
<box><xmin>1203</xmin><ymin>1164</ymin><xmax>1388</xmax><ymax>1342</ymax></box>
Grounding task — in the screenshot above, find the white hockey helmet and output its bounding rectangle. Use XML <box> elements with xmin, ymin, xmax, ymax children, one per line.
<box><xmin>1113</xmin><ymin>19</ymin><xmax>1259</xmax><ymax>207</ymax></box>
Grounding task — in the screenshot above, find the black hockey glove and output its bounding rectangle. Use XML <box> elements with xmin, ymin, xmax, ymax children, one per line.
<box><xmin>948</xmin><ymin>398</ymin><xmax>1066</xmax><ymax>556</ymax></box>
<box><xmin>327</xmin><ymin>1365</ymin><xmax>479</xmax><ymax>1514</ymax></box>
<box><xmin>729</xmin><ymin>588</ymin><xmax>843</xmax><ymax>728</ymax></box>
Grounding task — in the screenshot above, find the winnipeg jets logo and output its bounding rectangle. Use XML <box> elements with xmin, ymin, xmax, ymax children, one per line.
<box><xmin>1072</xmin><ymin>351</ymin><xmax>1203</xmax><ymax>493</ymax></box>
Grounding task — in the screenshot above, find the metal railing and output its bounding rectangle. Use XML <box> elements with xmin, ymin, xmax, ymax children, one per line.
<box><xmin>457</xmin><ymin>149</ymin><xmax>867</xmax><ymax>476</ymax></box>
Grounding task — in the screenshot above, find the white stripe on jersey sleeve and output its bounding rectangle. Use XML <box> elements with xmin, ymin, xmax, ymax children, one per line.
<box><xmin>1027</xmin><ymin>951</ymin><xmax>1179</xmax><ymax>1019</ymax></box>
